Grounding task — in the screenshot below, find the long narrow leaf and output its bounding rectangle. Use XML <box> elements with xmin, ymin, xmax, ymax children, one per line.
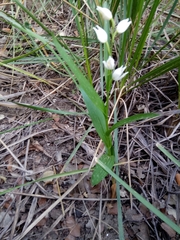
<box><xmin>147</xmin><ymin>0</ymin><xmax>179</xmax><ymax>56</ymax></box>
<box><xmin>156</xmin><ymin>143</ymin><xmax>180</xmax><ymax>168</ymax></box>
<box><xmin>128</xmin><ymin>0</ymin><xmax>160</xmax><ymax>72</ymax></box>
<box><xmin>0</xmin><ymin>168</ymin><xmax>88</xmax><ymax>196</ymax></box>
<box><xmin>97</xmin><ymin>159</ymin><xmax>180</xmax><ymax>234</ymax></box>
<box><xmin>107</xmin><ymin>113</ymin><xmax>158</xmax><ymax>134</ymax></box>
<box><xmin>82</xmin><ymin>90</ymin><xmax>112</xmax><ymax>150</ymax></box>
<box><xmin>127</xmin><ymin>56</ymin><xmax>180</xmax><ymax>89</ymax></box>
<box><xmin>13</xmin><ymin>102</ymin><xmax>86</xmax><ymax>116</ymax></box>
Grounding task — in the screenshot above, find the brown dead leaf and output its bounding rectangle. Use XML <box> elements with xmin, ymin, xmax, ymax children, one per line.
<box><xmin>2</xmin><ymin>28</ymin><xmax>11</xmax><ymax>33</ymax></box>
<box><xmin>124</xmin><ymin>208</ymin><xmax>137</xmax><ymax>221</ymax></box>
<box><xmin>53</xmin><ymin>182</ymin><xmax>60</xmax><ymax>194</ymax></box>
<box><xmin>137</xmin><ymin>167</ymin><xmax>145</xmax><ymax>179</ymax></box>
<box><xmin>66</xmin><ymin>216</ymin><xmax>81</xmax><ymax>237</ymax></box>
<box><xmin>4</xmin><ymin>155</ymin><xmax>13</xmax><ymax>172</ymax></box>
<box><xmin>135</xmin><ymin>222</ymin><xmax>150</xmax><ymax>240</ymax></box>
<box><xmin>41</xmin><ymin>170</ymin><xmax>55</xmax><ymax>184</ymax></box>
<box><xmin>65</xmin><ymin>234</ymin><xmax>75</xmax><ymax>240</ymax></box>
<box><xmin>131</xmin><ymin>214</ymin><xmax>143</xmax><ymax>221</ymax></box>
<box><xmin>0</xmin><ymin>49</ymin><xmax>8</xmax><ymax>58</ymax></box>
<box><xmin>111</xmin><ymin>183</ymin><xmax>116</xmax><ymax>198</ymax></box>
<box><xmin>0</xmin><ymin>175</ymin><xmax>6</xmax><ymax>184</ymax></box>
<box><xmin>36</xmin><ymin>217</ymin><xmax>47</xmax><ymax>227</ymax></box>
<box><xmin>31</xmin><ymin>140</ymin><xmax>44</xmax><ymax>152</ymax></box>
<box><xmin>74</xmin><ymin>30</ymin><xmax>79</xmax><ymax>37</ymax></box>
<box><xmin>161</xmin><ymin>223</ymin><xmax>176</xmax><ymax>238</ymax></box>
<box><xmin>3</xmin><ymin>198</ymin><xmax>13</xmax><ymax>209</ymax></box>
<box><xmin>139</xmin><ymin>203</ymin><xmax>150</xmax><ymax>218</ymax></box>
<box><xmin>90</xmin><ymin>183</ymin><xmax>101</xmax><ymax>194</ymax></box>
<box><xmin>38</xmin><ymin>198</ymin><xmax>47</xmax><ymax>207</ymax></box>
<box><xmin>107</xmin><ymin>202</ymin><xmax>118</xmax><ymax>215</ymax></box>
<box><xmin>31</xmin><ymin>140</ymin><xmax>52</xmax><ymax>158</ymax></box>
<box><xmin>52</xmin><ymin>114</ymin><xmax>60</xmax><ymax>122</ymax></box>
<box><xmin>175</xmin><ymin>173</ymin><xmax>180</xmax><ymax>186</ymax></box>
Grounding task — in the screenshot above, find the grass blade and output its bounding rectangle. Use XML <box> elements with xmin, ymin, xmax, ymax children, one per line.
<box><xmin>97</xmin><ymin>159</ymin><xmax>180</xmax><ymax>234</ymax></box>
<box><xmin>156</xmin><ymin>143</ymin><xmax>180</xmax><ymax>168</ymax></box>
<box><xmin>107</xmin><ymin>113</ymin><xmax>158</xmax><ymax>134</ymax></box>
<box><xmin>13</xmin><ymin>102</ymin><xmax>86</xmax><ymax>116</ymax></box>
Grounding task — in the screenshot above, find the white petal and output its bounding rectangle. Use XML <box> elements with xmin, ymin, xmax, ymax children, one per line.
<box><xmin>96</xmin><ymin>6</ymin><xmax>112</xmax><ymax>20</ymax></box>
<box><xmin>116</xmin><ymin>18</ymin><xmax>131</xmax><ymax>34</ymax></box>
<box><xmin>112</xmin><ymin>66</ymin><xmax>128</xmax><ymax>81</ymax></box>
<box><xmin>93</xmin><ymin>25</ymin><xmax>108</xmax><ymax>43</ymax></box>
<box><xmin>103</xmin><ymin>56</ymin><xmax>115</xmax><ymax>70</ymax></box>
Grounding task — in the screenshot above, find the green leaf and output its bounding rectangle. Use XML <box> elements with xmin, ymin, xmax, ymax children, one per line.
<box><xmin>128</xmin><ymin>56</ymin><xmax>180</xmax><ymax>89</ymax></box>
<box><xmin>82</xmin><ymin>90</ymin><xmax>112</xmax><ymax>150</ymax></box>
<box><xmin>0</xmin><ymin>118</ymin><xmax>52</xmax><ymax>135</ymax></box>
<box><xmin>13</xmin><ymin>102</ymin><xmax>86</xmax><ymax>116</ymax></box>
<box><xmin>107</xmin><ymin>113</ymin><xmax>159</xmax><ymax>135</ymax></box>
<box><xmin>128</xmin><ymin>0</ymin><xmax>160</xmax><ymax>72</ymax></box>
<box><xmin>156</xmin><ymin>143</ymin><xmax>180</xmax><ymax>168</ymax></box>
<box><xmin>147</xmin><ymin>0</ymin><xmax>179</xmax><ymax>56</ymax></box>
<box><xmin>97</xmin><ymin>158</ymin><xmax>180</xmax><ymax>235</ymax></box>
<box><xmin>91</xmin><ymin>154</ymin><xmax>115</xmax><ymax>186</ymax></box>
<box><xmin>0</xmin><ymin>168</ymin><xmax>88</xmax><ymax>196</ymax></box>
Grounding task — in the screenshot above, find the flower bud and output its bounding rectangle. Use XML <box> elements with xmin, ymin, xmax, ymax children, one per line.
<box><xmin>116</xmin><ymin>18</ymin><xmax>131</xmax><ymax>34</ymax></box>
<box><xmin>96</xmin><ymin>6</ymin><xmax>112</xmax><ymax>20</ymax></box>
<box><xmin>103</xmin><ymin>56</ymin><xmax>115</xmax><ymax>70</ymax></box>
<box><xmin>93</xmin><ymin>25</ymin><xmax>108</xmax><ymax>43</ymax></box>
<box><xmin>112</xmin><ymin>66</ymin><xmax>128</xmax><ymax>81</ymax></box>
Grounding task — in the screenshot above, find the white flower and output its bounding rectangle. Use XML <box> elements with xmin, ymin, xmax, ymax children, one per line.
<box><xmin>93</xmin><ymin>25</ymin><xmax>108</xmax><ymax>43</ymax></box>
<box><xmin>96</xmin><ymin>6</ymin><xmax>112</xmax><ymax>20</ymax></box>
<box><xmin>116</xmin><ymin>18</ymin><xmax>131</xmax><ymax>34</ymax></box>
<box><xmin>103</xmin><ymin>56</ymin><xmax>115</xmax><ymax>70</ymax></box>
<box><xmin>112</xmin><ymin>66</ymin><xmax>128</xmax><ymax>81</ymax></box>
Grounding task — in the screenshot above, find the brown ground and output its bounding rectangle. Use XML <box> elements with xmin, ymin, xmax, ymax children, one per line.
<box><xmin>0</xmin><ymin>1</ymin><xmax>180</xmax><ymax>240</ymax></box>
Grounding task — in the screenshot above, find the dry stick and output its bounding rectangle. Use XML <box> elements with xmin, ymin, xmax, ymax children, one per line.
<box><xmin>22</xmin><ymin>188</ymin><xmax>39</xmax><ymax>232</ymax></box>
<box><xmin>120</xmin><ymin>98</ymin><xmax>133</xmax><ymax>208</ymax></box>
<box><xmin>0</xmin><ymin>91</ymin><xmax>26</xmax><ymax>101</ymax></box>
<box><xmin>62</xmin><ymin>0</ymin><xmax>97</xmax><ymax>24</ymax></box>
<box><xmin>98</xmin><ymin>185</ymin><xmax>103</xmax><ymax>240</ymax></box>
<box><xmin>10</xmin><ymin>136</ymin><xmax>31</xmax><ymax>239</ymax></box>
<box><xmin>10</xmin><ymin>184</ymin><xmax>37</xmax><ymax>240</ymax></box>
<box><xmin>39</xmin><ymin>202</ymin><xmax>75</xmax><ymax>240</ymax></box>
<box><xmin>53</xmin><ymin>165</ymin><xmax>65</xmax><ymax>217</ymax></box>
<box><xmin>0</xmin><ymin>138</ymin><xmax>27</xmax><ymax>172</ymax></box>
<box><xmin>14</xmin><ymin>172</ymin><xmax>90</xmax><ymax>240</ymax></box>
<box><xmin>0</xmin><ymin>128</ymin><xmax>55</xmax><ymax>151</ymax></box>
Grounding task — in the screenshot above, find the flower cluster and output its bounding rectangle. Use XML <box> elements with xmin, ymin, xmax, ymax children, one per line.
<box><xmin>94</xmin><ymin>6</ymin><xmax>132</xmax><ymax>81</ymax></box>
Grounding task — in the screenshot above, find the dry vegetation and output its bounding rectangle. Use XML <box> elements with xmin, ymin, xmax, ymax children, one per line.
<box><xmin>0</xmin><ymin>1</ymin><xmax>180</xmax><ymax>239</ymax></box>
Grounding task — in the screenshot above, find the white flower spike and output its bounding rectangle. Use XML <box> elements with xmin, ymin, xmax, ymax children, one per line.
<box><xmin>103</xmin><ymin>56</ymin><xmax>115</xmax><ymax>70</ymax></box>
<box><xmin>93</xmin><ymin>25</ymin><xmax>108</xmax><ymax>43</ymax></box>
<box><xmin>112</xmin><ymin>66</ymin><xmax>128</xmax><ymax>81</ymax></box>
<box><xmin>96</xmin><ymin>6</ymin><xmax>112</xmax><ymax>20</ymax></box>
<box><xmin>116</xmin><ymin>18</ymin><xmax>131</xmax><ymax>34</ymax></box>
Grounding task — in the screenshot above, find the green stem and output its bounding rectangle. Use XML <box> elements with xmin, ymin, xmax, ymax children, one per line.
<box><xmin>105</xmin><ymin>42</ymin><xmax>111</xmax><ymax>55</ymax></box>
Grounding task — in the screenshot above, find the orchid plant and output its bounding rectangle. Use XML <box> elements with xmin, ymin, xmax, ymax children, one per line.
<box><xmin>90</xmin><ymin>7</ymin><xmax>156</xmax><ymax>185</ymax></box>
<box><xmin>1</xmin><ymin>1</ymin><xmax>180</xmax><ymax>236</ymax></box>
<box><xmin>0</xmin><ymin>1</ymin><xmax>158</xmax><ymax>186</ymax></box>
